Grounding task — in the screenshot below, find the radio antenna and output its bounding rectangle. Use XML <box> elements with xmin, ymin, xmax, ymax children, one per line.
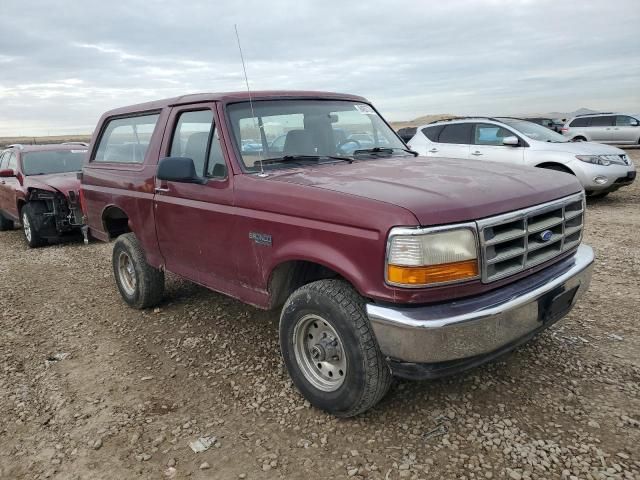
<box><xmin>234</xmin><ymin>24</ymin><xmax>266</xmax><ymax>177</ymax></box>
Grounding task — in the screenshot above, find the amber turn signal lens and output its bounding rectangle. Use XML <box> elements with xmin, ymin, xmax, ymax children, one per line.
<box><xmin>387</xmin><ymin>259</ymin><xmax>479</xmax><ymax>285</ymax></box>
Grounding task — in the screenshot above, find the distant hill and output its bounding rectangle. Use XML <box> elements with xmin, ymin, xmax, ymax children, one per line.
<box><xmin>389</xmin><ymin>114</ymin><xmax>456</xmax><ymax>130</ymax></box>
<box><xmin>544</xmin><ymin>108</ymin><xmax>599</xmax><ymax>119</ymax></box>
<box><xmin>389</xmin><ymin>108</ymin><xmax>606</xmax><ymax>130</ymax></box>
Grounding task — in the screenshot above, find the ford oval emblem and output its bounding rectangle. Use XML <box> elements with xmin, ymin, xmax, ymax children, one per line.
<box><xmin>540</xmin><ymin>230</ymin><xmax>553</xmax><ymax>242</ymax></box>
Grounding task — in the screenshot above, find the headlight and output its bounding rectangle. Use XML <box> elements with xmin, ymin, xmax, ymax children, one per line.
<box><xmin>576</xmin><ymin>155</ymin><xmax>611</xmax><ymax>166</ymax></box>
<box><xmin>386</xmin><ymin>226</ymin><xmax>479</xmax><ymax>287</ymax></box>
<box><xmin>576</xmin><ymin>154</ymin><xmax>627</xmax><ymax>166</ymax></box>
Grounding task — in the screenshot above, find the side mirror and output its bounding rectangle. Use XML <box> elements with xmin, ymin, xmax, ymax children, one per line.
<box><xmin>630</xmin><ymin>120</ymin><xmax>639</xmax><ymax>127</ymax></box>
<box><xmin>0</xmin><ymin>169</ymin><xmax>15</xmax><ymax>178</ymax></box>
<box><xmin>157</xmin><ymin>157</ymin><xmax>205</xmax><ymax>184</ymax></box>
<box><xmin>502</xmin><ymin>136</ymin><xmax>520</xmax><ymax>146</ymax></box>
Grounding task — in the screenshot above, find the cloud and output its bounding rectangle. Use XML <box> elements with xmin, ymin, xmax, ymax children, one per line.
<box><xmin>0</xmin><ymin>0</ymin><xmax>639</xmax><ymax>135</ymax></box>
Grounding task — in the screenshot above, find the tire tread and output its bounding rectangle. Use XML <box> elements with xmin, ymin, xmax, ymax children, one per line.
<box><xmin>285</xmin><ymin>279</ymin><xmax>392</xmax><ymax>417</ymax></box>
<box><xmin>112</xmin><ymin>233</ymin><xmax>164</xmax><ymax>309</ymax></box>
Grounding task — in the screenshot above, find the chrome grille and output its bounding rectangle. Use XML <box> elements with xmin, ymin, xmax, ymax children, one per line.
<box><xmin>477</xmin><ymin>193</ymin><xmax>585</xmax><ymax>283</ymax></box>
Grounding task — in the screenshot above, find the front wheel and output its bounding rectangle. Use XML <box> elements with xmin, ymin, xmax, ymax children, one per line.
<box><xmin>112</xmin><ymin>233</ymin><xmax>164</xmax><ymax>309</ymax></box>
<box><xmin>21</xmin><ymin>203</ymin><xmax>46</xmax><ymax>248</ymax></box>
<box><xmin>279</xmin><ymin>279</ymin><xmax>392</xmax><ymax>417</ymax></box>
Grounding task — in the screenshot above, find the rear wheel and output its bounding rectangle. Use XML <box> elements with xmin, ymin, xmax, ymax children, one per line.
<box><xmin>572</xmin><ymin>136</ymin><xmax>587</xmax><ymax>142</ymax></box>
<box><xmin>0</xmin><ymin>213</ymin><xmax>14</xmax><ymax>231</ymax></box>
<box><xmin>112</xmin><ymin>233</ymin><xmax>164</xmax><ymax>309</ymax></box>
<box><xmin>21</xmin><ymin>203</ymin><xmax>46</xmax><ymax>248</ymax></box>
<box><xmin>280</xmin><ymin>279</ymin><xmax>392</xmax><ymax>417</ymax></box>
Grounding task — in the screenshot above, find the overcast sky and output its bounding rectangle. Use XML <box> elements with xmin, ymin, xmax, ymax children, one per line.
<box><xmin>1</xmin><ymin>0</ymin><xmax>638</xmax><ymax>136</ymax></box>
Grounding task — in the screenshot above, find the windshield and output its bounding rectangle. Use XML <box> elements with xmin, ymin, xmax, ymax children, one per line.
<box><xmin>227</xmin><ymin>100</ymin><xmax>408</xmax><ymax>171</ymax></box>
<box><xmin>498</xmin><ymin>118</ymin><xmax>568</xmax><ymax>143</ymax></box>
<box><xmin>22</xmin><ymin>150</ymin><xmax>87</xmax><ymax>175</ymax></box>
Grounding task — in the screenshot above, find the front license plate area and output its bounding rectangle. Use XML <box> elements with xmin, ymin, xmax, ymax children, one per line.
<box><xmin>538</xmin><ymin>286</ymin><xmax>578</xmax><ymax>325</ymax></box>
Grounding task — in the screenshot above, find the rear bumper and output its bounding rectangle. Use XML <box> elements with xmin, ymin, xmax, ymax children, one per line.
<box><xmin>366</xmin><ymin>244</ymin><xmax>594</xmax><ymax>377</ymax></box>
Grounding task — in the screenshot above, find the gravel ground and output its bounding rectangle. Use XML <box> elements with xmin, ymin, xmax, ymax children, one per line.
<box><xmin>1</xmin><ymin>151</ymin><xmax>639</xmax><ymax>480</ymax></box>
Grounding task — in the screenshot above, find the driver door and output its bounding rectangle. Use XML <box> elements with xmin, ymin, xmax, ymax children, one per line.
<box><xmin>154</xmin><ymin>104</ymin><xmax>236</xmax><ymax>292</ymax></box>
<box><xmin>469</xmin><ymin>123</ymin><xmax>525</xmax><ymax>164</ymax></box>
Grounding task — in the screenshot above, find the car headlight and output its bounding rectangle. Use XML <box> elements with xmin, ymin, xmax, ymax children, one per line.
<box><xmin>576</xmin><ymin>155</ymin><xmax>627</xmax><ymax>166</ymax></box>
<box><xmin>386</xmin><ymin>226</ymin><xmax>479</xmax><ymax>287</ymax></box>
<box><xmin>576</xmin><ymin>155</ymin><xmax>611</xmax><ymax>166</ymax></box>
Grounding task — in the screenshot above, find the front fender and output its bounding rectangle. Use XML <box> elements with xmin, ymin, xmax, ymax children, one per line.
<box><xmin>267</xmin><ymin>238</ymin><xmax>373</xmax><ymax>297</ymax></box>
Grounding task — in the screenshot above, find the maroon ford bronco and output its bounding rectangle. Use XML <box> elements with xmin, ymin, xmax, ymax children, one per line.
<box><xmin>0</xmin><ymin>144</ymin><xmax>87</xmax><ymax>247</ymax></box>
<box><xmin>81</xmin><ymin>91</ymin><xmax>594</xmax><ymax>416</ymax></box>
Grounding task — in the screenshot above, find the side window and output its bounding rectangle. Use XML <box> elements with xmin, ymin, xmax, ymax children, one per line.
<box><xmin>7</xmin><ymin>152</ymin><xmax>17</xmax><ymax>170</ymax></box>
<box><xmin>0</xmin><ymin>152</ymin><xmax>7</xmax><ymax>169</ymax></box>
<box><xmin>169</xmin><ymin>109</ymin><xmax>227</xmax><ymax>179</ymax></box>
<box><xmin>590</xmin><ymin>116</ymin><xmax>615</xmax><ymax>127</ymax></box>
<box><xmin>569</xmin><ymin>117</ymin><xmax>590</xmax><ymax>127</ymax></box>
<box><xmin>422</xmin><ymin>125</ymin><xmax>444</xmax><ymax>141</ymax></box>
<box><xmin>616</xmin><ymin>115</ymin><xmax>637</xmax><ymax>126</ymax></box>
<box><xmin>170</xmin><ymin>110</ymin><xmax>213</xmax><ymax>177</ymax></box>
<box><xmin>94</xmin><ymin>113</ymin><xmax>160</xmax><ymax>163</ymax></box>
<box><xmin>438</xmin><ymin>124</ymin><xmax>472</xmax><ymax>144</ymax></box>
<box><xmin>473</xmin><ymin>124</ymin><xmax>515</xmax><ymax>146</ymax></box>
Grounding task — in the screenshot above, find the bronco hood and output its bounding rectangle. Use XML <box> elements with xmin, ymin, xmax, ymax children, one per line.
<box><xmin>25</xmin><ymin>172</ymin><xmax>81</xmax><ymax>198</ymax></box>
<box><xmin>268</xmin><ymin>156</ymin><xmax>582</xmax><ymax>226</ymax></box>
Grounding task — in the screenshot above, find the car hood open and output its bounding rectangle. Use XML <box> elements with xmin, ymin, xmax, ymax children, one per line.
<box><xmin>267</xmin><ymin>156</ymin><xmax>582</xmax><ymax>226</ymax></box>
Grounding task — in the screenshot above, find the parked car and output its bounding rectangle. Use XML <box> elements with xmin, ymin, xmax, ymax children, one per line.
<box><xmin>561</xmin><ymin>113</ymin><xmax>640</xmax><ymax>144</ymax></box>
<box><xmin>407</xmin><ymin>117</ymin><xmax>635</xmax><ymax>198</ymax></box>
<box><xmin>81</xmin><ymin>91</ymin><xmax>594</xmax><ymax>416</ymax></box>
<box><xmin>522</xmin><ymin>117</ymin><xmax>564</xmax><ymax>133</ymax></box>
<box><xmin>0</xmin><ymin>144</ymin><xmax>87</xmax><ymax>247</ymax></box>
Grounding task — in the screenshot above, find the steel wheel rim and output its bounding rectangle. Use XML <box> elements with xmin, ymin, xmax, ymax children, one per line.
<box><xmin>293</xmin><ymin>314</ymin><xmax>347</xmax><ymax>392</ymax></box>
<box><xmin>117</xmin><ymin>251</ymin><xmax>137</xmax><ymax>296</ymax></box>
<box><xmin>22</xmin><ymin>212</ymin><xmax>32</xmax><ymax>242</ymax></box>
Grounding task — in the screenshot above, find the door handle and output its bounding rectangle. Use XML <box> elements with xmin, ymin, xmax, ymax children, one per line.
<box><xmin>471</xmin><ymin>151</ymin><xmax>483</xmax><ymax>156</ymax></box>
<box><xmin>154</xmin><ymin>187</ymin><xmax>170</xmax><ymax>194</ymax></box>
<box><xmin>428</xmin><ymin>148</ymin><xmax>439</xmax><ymax>153</ymax></box>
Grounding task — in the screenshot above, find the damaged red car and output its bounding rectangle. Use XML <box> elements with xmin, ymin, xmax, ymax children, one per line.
<box><xmin>0</xmin><ymin>144</ymin><xmax>87</xmax><ymax>247</ymax></box>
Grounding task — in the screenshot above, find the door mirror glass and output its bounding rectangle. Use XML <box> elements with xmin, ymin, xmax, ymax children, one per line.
<box><xmin>157</xmin><ymin>157</ymin><xmax>206</xmax><ymax>184</ymax></box>
<box><xmin>502</xmin><ymin>136</ymin><xmax>520</xmax><ymax>146</ymax></box>
<box><xmin>0</xmin><ymin>169</ymin><xmax>15</xmax><ymax>178</ymax></box>
<box><xmin>631</xmin><ymin>119</ymin><xmax>639</xmax><ymax>127</ymax></box>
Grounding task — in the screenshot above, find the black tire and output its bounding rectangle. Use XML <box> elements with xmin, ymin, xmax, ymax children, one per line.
<box><xmin>572</xmin><ymin>136</ymin><xmax>587</xmax><ymax>142</ymax></box>
<box><xmin>586</xmin><ymin>191</ymin><xmax>610</xmax><ymax>199</ymax></box>
<box><xmin>0</xmin><ymin>213</ymin><xmax>14</xmax><ymax>231</ymax></box>
<box><xmin>21</xmin><ymin>203</ymin><xmax>47</xmax><ymax>248</ymax></box>
<box><xmin>280</xmin><ymin>279</ymin><xmax>392</xmax><ymax>417</ymax></box>
<box><xmin>112</xmin><ymin>233</ymin><xmax>164</xmax><ymax>309</ymax></box>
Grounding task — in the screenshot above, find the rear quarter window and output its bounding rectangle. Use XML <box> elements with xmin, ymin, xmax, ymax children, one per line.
<box><xmin>569</xmin><ymin>117</ymin><xmax>590</xmax><ymax>127</ymax></box>
<box><xmin>421</xmin><ymin>125</ymin><xmax>444</xmax><ymax>141</ymax></box>
<box><xmin>94</xmin><ymin>113</ymin><xmax>160</xmax><ymax>163</ymax></box>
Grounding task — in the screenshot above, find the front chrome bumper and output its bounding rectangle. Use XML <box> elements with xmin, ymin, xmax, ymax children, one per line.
<box><xmin>367</xmin><ymin>244</ymin><xmax>594</xmax><ymax>365</ymax></box>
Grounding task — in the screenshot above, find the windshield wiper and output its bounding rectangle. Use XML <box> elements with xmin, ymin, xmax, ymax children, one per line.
<box><xmin>353</xmin><ymin>147</ymin><xmax>418</xmax><ymax>157</ymax></box>
<box><xmin>257</xmin><ymin>154</ymin><xmax>353</xmax><ymax>166</ymax></box>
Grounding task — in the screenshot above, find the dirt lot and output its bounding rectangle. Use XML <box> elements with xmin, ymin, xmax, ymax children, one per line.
<box><xmin>1</xmin><ymin>151</ymin><xmax>639</xmax><ymax>480</ymax></box>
